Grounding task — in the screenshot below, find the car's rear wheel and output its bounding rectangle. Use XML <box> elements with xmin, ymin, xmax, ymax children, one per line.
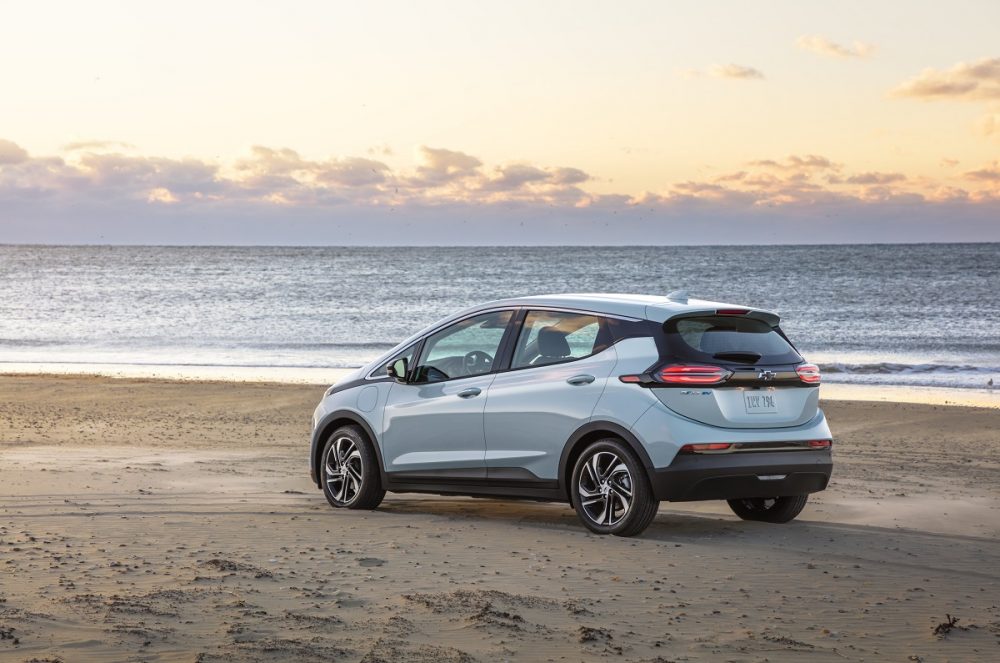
<box><xmin>570</xmin><ymin>438</ymin><xmax>658</xmax><ymax>537</ymax></box>
<box><xmin>321</xmin><ymin>425</ymin><xmax>385</xmax><ymax>510</ymax></box>
<box><xmin>727</xmin><ymin>494</ymin><xmax>808</xmax><ymax>523</ymax></box>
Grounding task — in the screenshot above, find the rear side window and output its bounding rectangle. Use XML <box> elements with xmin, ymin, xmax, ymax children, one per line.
<box><xmin>512</xmin><ymin>310</ymin><xmax>611</xmax><ymax>368</ymax></box>
<box><xmin>663</xmin><ymin>315</ymin><xmax>801</xmax><ymax>365</ymax></box>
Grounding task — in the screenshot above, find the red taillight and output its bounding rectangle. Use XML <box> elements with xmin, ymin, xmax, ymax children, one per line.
<box><xmin>796</xmin><ymin>363</ymin><xmax>821</xmax><ymax>384</ymax></box>
<box><xmin>656</xmin><ymin>365</ymin><xmax>732</xmax><ymax>385</ymax></box>
<box><xmin>715</xmin><ymin>308</ymin><xmax>748</xmax><ymax>315</ymax></box>
<box><xmin>680</xmin><ymin>443</ymin><xmax>733</xmax><ymax>454</ymax></box>
<box><xmin>619</xmin><ymin>375</ymin><xmax>642</xmax><ymax>383</ymax></box>
<box><xmin>807</xmin><ymin>440</ymin><xmax>832</xmax><ymax>449</ymax></box>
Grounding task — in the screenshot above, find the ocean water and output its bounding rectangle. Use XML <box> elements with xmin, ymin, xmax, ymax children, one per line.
<box><xmin>1</xmin><ymin>244</ymin><xmax>997</xmax><ymax>389</ymax></box>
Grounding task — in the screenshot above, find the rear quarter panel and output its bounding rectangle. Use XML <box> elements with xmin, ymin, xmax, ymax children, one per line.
<box><xmin>589</xmin><ymin>337</ymin><xmax>662</xmax><ymax>429</ymax></box>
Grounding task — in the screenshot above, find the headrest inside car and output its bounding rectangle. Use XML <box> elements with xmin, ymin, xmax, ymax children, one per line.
<box><xmin>537</xmin><ymin>326</ymin><xmax>571</xmax><ymax>358</ymax></box>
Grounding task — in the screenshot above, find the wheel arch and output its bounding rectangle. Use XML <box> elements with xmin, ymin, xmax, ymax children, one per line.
<box><xmin>558</xmin><ymin>420</ymin><xmax>655</xmax><ymax>500</ymax></box>
<box><xmin>311</xmin><ymin>410</ymin><xmax>387</xmax><ymax>488</ymax></box>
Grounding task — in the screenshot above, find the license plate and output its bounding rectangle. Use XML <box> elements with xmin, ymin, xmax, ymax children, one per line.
<box><xmin>743</xmin><ymin>389</ymin><xmax>778</xmax><ymax>414</ymax></box>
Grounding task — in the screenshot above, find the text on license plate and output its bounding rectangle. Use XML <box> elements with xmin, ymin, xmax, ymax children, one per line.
<box><xmin>744</xmin><ymin>390</ymin><xmax>778</xmax><ymax>414</ymax></box>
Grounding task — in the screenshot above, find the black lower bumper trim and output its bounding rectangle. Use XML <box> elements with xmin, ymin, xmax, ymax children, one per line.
<box><xmin>652</xmin><ymin>449</ymin><xmax>832</xmax><ymax>502</ymax></box>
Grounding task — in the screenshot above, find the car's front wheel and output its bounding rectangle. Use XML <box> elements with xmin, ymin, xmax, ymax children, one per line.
<box><xmin>570</xmin><ymin>438</ymin><xmax>659</xmax><ymax>537</ymax></box>
<box><xmin>321</xmin><ymin>425</ymin><xmax>385</xmax><ymax>510</ymax></box>
<box><xmin>727</xmin><ymin>495</ymin><xmax>808</xmax><ymax>523</ymax></box>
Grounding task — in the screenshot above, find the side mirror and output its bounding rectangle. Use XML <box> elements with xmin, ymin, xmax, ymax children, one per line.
<box><xmin>387</xmin><ymin>357</ymin><xmax>409</xmax><ymax>383</ymax></box>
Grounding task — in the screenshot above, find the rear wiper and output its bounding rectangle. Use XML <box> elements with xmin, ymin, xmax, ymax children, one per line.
<box><xmin>713</xmin><ymin>351</ymin><xmax>762</xmax><ymax>364</ymax></box>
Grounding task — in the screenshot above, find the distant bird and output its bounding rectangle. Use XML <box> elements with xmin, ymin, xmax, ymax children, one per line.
<box><xmin>989</xmin><ymin>378</ymin><xmax>994</xmax><ymax>388</ymax></box>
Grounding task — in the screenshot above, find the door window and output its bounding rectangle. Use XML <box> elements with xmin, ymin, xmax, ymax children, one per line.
<box><xmin>413</xmin><ymin>310</ymin><xmax>513</xmax><ymax>383</ymax></box>
<box><xmin>512</xmin><ymin>311</ymin><xmax>609</xmax><ymax>369</ymax></box>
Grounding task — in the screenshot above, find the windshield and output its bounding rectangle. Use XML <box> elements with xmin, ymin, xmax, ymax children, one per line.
<box><xmin>662</xmin><ymin>315</ymin><xmax>801</xmax><ymax>365</ymax></box>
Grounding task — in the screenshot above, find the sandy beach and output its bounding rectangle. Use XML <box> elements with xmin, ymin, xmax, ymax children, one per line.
<box><xmin>1</xmin><ymin>374</ymin><xmax>999</xmax><ymax>662</ymax></box>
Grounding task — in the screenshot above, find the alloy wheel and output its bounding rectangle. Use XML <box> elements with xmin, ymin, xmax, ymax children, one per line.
<box><xmin>324</xmin><ymin>436</ymin><xmax>364</xmax><ymax>505</ymax></box>
<box><xmin>577</xmin><ymin>450</ymin><xmax>634</xmax><ymax>526</ymax></box>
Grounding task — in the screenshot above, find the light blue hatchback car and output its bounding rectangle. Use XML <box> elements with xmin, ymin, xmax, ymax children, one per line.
<box><xmin>310</xmin><ymin>293</ymin><xmax>833</xmax><ymax>536</ymax></box>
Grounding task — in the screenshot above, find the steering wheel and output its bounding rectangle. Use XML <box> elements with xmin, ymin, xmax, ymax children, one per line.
<box><xmin>462</xmin><ymin>350</ymin><xmax>493</xmax><ymax>375</ymax></box>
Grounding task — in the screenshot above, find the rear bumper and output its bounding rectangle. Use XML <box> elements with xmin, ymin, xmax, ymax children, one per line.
<box><xmin>650</xmin><ymin>449</ymin><xmax>832</xmax><ymax>502</ymax></box>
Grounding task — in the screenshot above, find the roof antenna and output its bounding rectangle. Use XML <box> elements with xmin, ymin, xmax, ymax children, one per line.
<box><xmin>666</xmin><ymin>289</ymin><xmax>689</xmax><ymax>304</ymax></box>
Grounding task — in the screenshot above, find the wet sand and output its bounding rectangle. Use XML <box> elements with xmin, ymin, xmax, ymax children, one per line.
<box><xmin>1</xmin><ymin>375</ymin><xmax>999</xmax><ymax>662</ymax></box>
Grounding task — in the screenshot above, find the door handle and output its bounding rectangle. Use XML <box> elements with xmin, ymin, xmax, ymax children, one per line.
<box><xmin>566</xmin><ymin>374</ymin><xmax>596</xmax><ymax>386</ymax></box>
<box><xmin>457</xmin><ymin>387</ymin><xmax>482</xmax><ymax>398</ymax></box>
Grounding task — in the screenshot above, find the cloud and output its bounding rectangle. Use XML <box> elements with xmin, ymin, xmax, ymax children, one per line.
<box><xmin>237</xmin><ymin>146</ymin><xmax>309</xmax><ymax>176</ymax></box>
<box><xmin>316</xmin><ymin>157</ymin><xmax>390</xmax><ymax>187</ymax></box>
<box><xmin>890</xmin><ymin>59</ymin><xmax>1000</xmax><ymax>139</ymax></box>
<box><xmin>796</xmin><ymin>35</ymin><xmax>875</xmax><ymax>59</ymax></box>
<box><xmin>147</xmin><ymin>187</ymin><xmax>179</xmax><ymax>204</ymax></box>
<box><xmin>748</xmin><ymin>154</ymin><xmax>840</xmax><ymax>171</ymax></box>
<box><xmin>62</xmin><ymin>140</ymin><xmax>136</xmax><ymax>152</ymax></box>
<box><xmin>965</xmin><ymin>162</ymin><xmax>1000</xmax><ymax>182</ymax></box>
<box><xmin>550</xmin><ymin>167</ymin><xmax>589</xmax><ymax>185</ymax></box>
<box><xmin>0</xmin><ymin>141</ymin><xmax>992</xmax><ymax>211</ymax></box>
<box><xmin>846</xmin><ymin>172</ymin><xmax>906</xmax><ymax>185</ymax></box>
<box><xmin>411</xmin><ymin>146</ymin><xmax>482</xmax><ymax>185</ymax></box>
<box><xmin>714</xmin><ymin>171</ymin><xmax>747</xmax><ymax>183</ymax></box>
<box><xmin>473</xmin><ymin>164</ymin><xmax>592</xmax><ymax>206</ymax></box>
<box><xmin>0</xmin><ymin>140</ymin><xmax>597</xmax><ymax>211</ymax></box>
<box><xmin>1</xmin><ymin>138</ymin><xmax>999</xmax><ymax>245</ymax></box>
<box><xmin>977</xmin><ymin>110</ymin><xmax>1000</xmax><ymax>136</ymax></box>
<box><xmin>76</xmin><ymin>152</ymin><xmax>222</xmax><ymax>195</ymax></box>
<box><xmin>0</xmin><ymin>139</ymin><xmax>29</xmax><ymax>165</ymax></box>
<box><xmin>481</xmin><ymin>164</ymin><xmax>550</xmax><ymax>191</ymax></box>
<box><xmin>232</xmin><ymin>148</ymin><xmax>392</xmax><ymax>193</ymax></box>
<box><xmin>890</xmin><ymin>57</ymin><xmax>1000</xmax><ymax>101</ymax></box>
<box><xmin>687</xmin><ymin>157</ymin><xmax>985</xmax><ymax>209</ymax></box>
<box><xmin>708</xmin><ymin>64</ymin><xmax>764</xmax><ymax>80</ymax></box>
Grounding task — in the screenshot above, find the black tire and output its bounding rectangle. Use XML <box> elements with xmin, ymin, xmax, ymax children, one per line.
<box><xmin>570</xmin><ymin>438</ymin><xmax>658</xmax><ymax>537</ymax></box>
<box><xmin>727</xmin><ymin>495</ymin><xmax>808</xmax><ymax>523</ymax></box>
<box><xmin>320</xmin><ymin>425</ymin><xmax>385</xmax><ymax>510</ymax></box>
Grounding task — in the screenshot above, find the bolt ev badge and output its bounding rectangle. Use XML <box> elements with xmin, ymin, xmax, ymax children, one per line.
<box><xmin>757</xmin><ymin>370</ymin><xmax>777</xmax><ymax>381</ymax></box>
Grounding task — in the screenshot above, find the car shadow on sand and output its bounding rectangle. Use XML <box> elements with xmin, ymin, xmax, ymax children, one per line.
<box><xmin>374</xmin><ymin>494</ymin><xmax>1000</xmax><ymax>551</ymax></box>
<box><xmin>379</xmin><ymin>495</ymin><xmax>813</xmax><ymax>540</ymax></box>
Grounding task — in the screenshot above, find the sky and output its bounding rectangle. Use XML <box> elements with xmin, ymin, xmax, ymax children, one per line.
<box><xmin>1</xmin><ymin>0</ymin><xmax>998</xmax><ymax>245</ymax></box>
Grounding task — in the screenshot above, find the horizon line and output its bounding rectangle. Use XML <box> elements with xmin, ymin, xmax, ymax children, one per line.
<box><xmin>2</xmin><ymin>240</ymin><xmax>998</xmax><ymax>249</ymax></box>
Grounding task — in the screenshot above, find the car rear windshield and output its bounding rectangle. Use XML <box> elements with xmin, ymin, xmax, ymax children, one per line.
<box><xmin>661</xmin><ymin>315</ymin><xmax>801</xmax><ymax>365</ymax></box>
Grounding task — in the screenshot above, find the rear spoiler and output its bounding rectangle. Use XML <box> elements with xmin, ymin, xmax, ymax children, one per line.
<box><xmin>672</xmin><ymin>307</ymin><xmax>780</xmax><ymax>326</ymax></box>
<box><xmin>646</xmin><ymin>300</ymin><xmax>781</xmax><ymax>327</ymax></box>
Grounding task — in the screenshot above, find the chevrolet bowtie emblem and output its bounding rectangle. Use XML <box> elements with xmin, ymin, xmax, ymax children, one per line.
<box><xmin>757</xmin><ymin>370</ymin><xmax>777</xmax><ymax>381</ymax></box>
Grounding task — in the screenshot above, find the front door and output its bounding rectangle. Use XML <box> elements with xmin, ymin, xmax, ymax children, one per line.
<box><xmin>381</xmin><ymin>309</ymin><xmax>514</xmax><ymax>480</ymax></box>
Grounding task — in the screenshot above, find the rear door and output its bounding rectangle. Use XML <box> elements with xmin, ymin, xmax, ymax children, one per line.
<box><xmin>651</xmin><ymin>314</ymin><xmax>818</xmax><ymax>429</ymax></box>
<box><xmin>483</xmin><ymin>310</ymin><xmax>618</xmax><ymax>481</ymax></box>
